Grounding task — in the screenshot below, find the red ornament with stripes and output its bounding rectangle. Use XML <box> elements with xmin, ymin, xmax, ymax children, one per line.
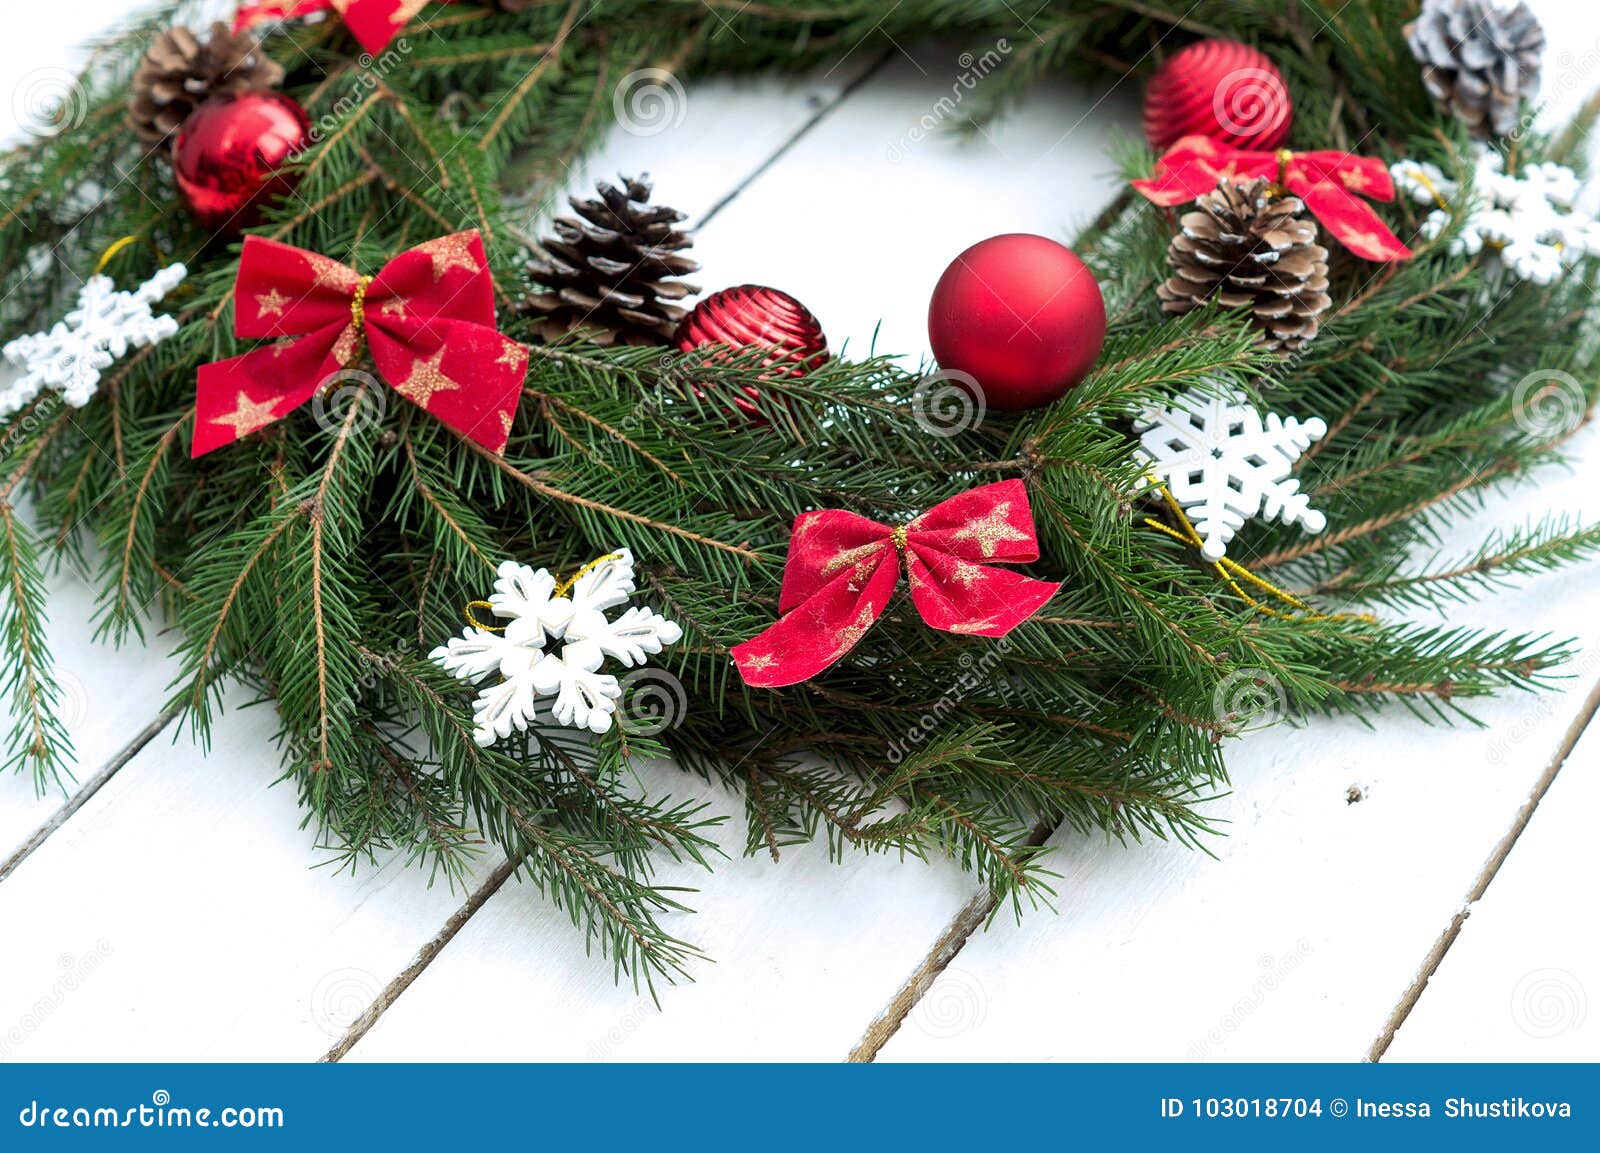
<box><xmin>676</xmin><ymin>285</ymin><xmax>828</xmax><ymax>420</ymax></box>
<box><xmin>1144</xmin><ymin>38</ymin><xmax>1292</xmax><ymax>152</ymax></box>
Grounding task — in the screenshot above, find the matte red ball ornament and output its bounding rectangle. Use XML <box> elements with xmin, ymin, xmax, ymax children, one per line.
<box><xmin>927</xmin><ymin>234</ymin><xmax>1105</xmax><ymax>412</ymax></box>
<box><xmin>173</xmin><ymin>91</ymin><xmax>311</xmax><ymax>235</ymax></box>
<box><xmin>676</xmin><ymin>285</ymin><xmax>829</xmax><ymax>420</ymax></box>
<box><xmin>1144</xmin><ymin>38</ymin><xmax>1291</xmax><ymax>151</ymax></box>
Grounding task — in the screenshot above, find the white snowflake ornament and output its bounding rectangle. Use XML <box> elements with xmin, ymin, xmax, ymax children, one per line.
<box><xmin>1</xmin><ymin>263</ymin><xmax>187</xmax><ymax>416</ymax></box>
<box><xmin>430</xmin><ymin>549</ymin><xmax>683</xmax><ymax>744</ymax></box>
<box><xmin>1390</xmin><ymin>149</ymin><xmax>1600</xmax><ymax>283</ymax></box>
<box><xmin>1134</xmin><ymin>387</ymin><xmax>1327</xmax><ymax>562</ymax></box>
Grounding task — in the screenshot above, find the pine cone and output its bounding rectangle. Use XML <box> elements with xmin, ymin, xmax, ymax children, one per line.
<box><xmin>1158</xmin><ymin>179</ymin><xmax>1331</xmax><ymax>354</ymax></box>
<box><xmin>1406</xmin><ymin>0</ymin><xmax>1544</xmax><ymax>139</ymax></box>
<box><xmin>128</xmin><ymin>22</ymin><xmax>285</xmax><ymax>148</ymax></box>
<box><xmin>523</xmin><ymin>175</ymin><xmax>700</xmax><ymax>347</ymax></box>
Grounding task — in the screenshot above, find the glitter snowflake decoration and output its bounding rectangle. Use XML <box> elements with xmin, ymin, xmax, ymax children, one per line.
<box><xmin>430</xmin><ymin>549</ymin><xmax>683</xmax><ymax>743</ymax></box>
<box><xmin>1391</xmin><ymin>150</ymin><xmax>1600</xmax><ymax>284</ymax></box>
<box><xmin>1</xmin><ymin>263</ymin><xmax>187</xmax><ymax>417</ymax></box>
<box><xmin>1134</xmin><ymin>387</ymin><xmax>1327</xmax><ymax>562</ymax></box>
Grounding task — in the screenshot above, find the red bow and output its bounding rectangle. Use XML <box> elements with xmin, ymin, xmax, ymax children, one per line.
<box><xmin>234</xmin><ymin>1</ymin><xmax>451</xmax><ymax>55</ymax></box>
<box><xmin>194</xmin><ymin>231</ymin><xmax>527</xmax><ymax>457</ymax></box>
<box><xmin>1132</xmin><ymin>135</ymin><xmax>1413</xmax><ymax>262</ymax></box>
<box><xmin>733</xmin><ymin>480</ymin><xmax>1061</xmax><ymax>688</ymax></box>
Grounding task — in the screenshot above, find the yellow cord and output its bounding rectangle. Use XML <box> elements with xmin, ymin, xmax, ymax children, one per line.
<box><xmin>464</xmin><ymin>600</ymin><xmax>502</xmax><ymax>631</ymax></box>
<box><xmin>93</xmin><ymin>234</ymin><xmax>164</xmax><ymax>276</ymax></box>
<box><xmin>1143</xmin><ymin>481</ymin><xmax>1375</xmax><ymax>625</ymax></box>
<box><xmin>1408</xmin><ymin>166</ymin><xmax>1452</xmax><ymax>212</ymax></box>
<box><xmin>553</xmin><ymin>551</ymin><xmax>623</xmax><ymax>598</ymax></box>
<box><xmin>461</xmin><ymin>551</ymin><xmax>626</xmax><ymax>631</ymax></box>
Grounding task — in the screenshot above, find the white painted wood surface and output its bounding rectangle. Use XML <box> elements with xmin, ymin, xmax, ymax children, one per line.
<box><xmin>1384</xmin><ymin>724</ymin><xmax>1598</xmax><ymax>1062</ymax></box>
<box><xmin>2</xmin><ymin>2</ymin><xmax>1598</xmax><ymax>1063</ymax></box>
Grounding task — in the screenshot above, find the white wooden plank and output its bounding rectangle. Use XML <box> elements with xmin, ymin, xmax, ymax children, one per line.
<box><xmin>0</xmin><ymin>681</ymin><xmax>506</xmax><ymax>1061</ymax></box>
<box><xmin>0</xmin><ymin>61</ymin><xmax>879</xmax><ymax>1061</ymax></box>
<box><xmin>0</xmin><ymin>556</ymin><xmax>181</xmax><ymax>872</ymax></box>
<box><xmin>1383</xmin><ymin>724</ymin><xmax>1600</xmax><ymax>1061</ymax></box>
<box><xmin>346</xmin><ymin>49</ymin><xmax>1142</xmax><ymax>1061</ymax></box>
<box><xmin>876</xmin><ymin>417</ymin><xmax>1600</xmax><ymax>1062</ymax></box>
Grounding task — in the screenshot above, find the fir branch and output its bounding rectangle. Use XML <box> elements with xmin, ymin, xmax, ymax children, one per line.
<box><xmin>0</xmin><ymin>502</ymin><xmax>72</xmax><ymax>792</ymax></box>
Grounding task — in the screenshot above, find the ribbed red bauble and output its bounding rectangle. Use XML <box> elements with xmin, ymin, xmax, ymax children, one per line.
<box><xmin>1144</xmin><ymin>39</ymin><xmax>1291</xmax><ymax>151</ymax></box>
<box><xmin>173</xmin><ymin>91</ymin><xmax>311</xmax><ymax>235</ymax></box>
<box><xmin>676</xmin><ymin>285</ymin><xmax>828</xmax><ymax>419</ymax></box>
<box><xmin>927</xmin><ymin>234</ymin><xmax>1105</xmax><ymax>412</ymax></box>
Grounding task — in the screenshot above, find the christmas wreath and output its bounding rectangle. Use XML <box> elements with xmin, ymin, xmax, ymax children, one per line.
<box><xmin>2</xmin><ymin>0</ymin><xmax>1596</xmax><ymax>989</ymax></box>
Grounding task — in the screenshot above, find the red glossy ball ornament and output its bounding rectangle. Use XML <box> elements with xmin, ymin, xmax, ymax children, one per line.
<box><xmin>676</xmin><ymin>285</ymin><xmax>829</xmax><ymax>420</ymax></box>
<box><xmin>1144</xmin><ymin>39</ymin><xmax>1291</xmax><ymax>151</ymax></box>
<box><xmin>173</xmin><ymin>91</ymin><xmax>311</xmax><ymax>235</ymax></box>
<box><xmin>927</xmin><ymin>234</ymin><xmax>1105</xmax><ymax>412</ymax></box>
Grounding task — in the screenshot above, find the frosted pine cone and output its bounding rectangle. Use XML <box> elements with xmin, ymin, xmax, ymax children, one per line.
<box><xmin>1406</xmin><ymin>0</ymin><xmax>1544</xmax><ymax>139</ymax></box>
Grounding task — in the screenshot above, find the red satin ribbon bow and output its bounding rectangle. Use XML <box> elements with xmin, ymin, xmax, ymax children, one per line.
<box><xmin>733</xmin><ymin>480</ymin><xmax>1061</xmax><ymax>689</ymax></box>
<box><xmin>1131</xmin><ymin>135</ymin><xmax>1413</xmax><ymax>262</ymax></box>
<box><xmin>234</xmin><ymin>1</ymin><xmax>451</xmax><ymax>56</ymax></box>
<box><xmin>194</xmin><ymin>230</ymin><xmax>528</xmax><ymax>458</ymax></box>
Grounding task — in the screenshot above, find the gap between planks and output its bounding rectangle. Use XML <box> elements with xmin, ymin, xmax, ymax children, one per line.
<box><xmin>322</xmin><ymin>855</ymin><xmax>520</xmax><ymax>1062</ymax></box>
<box><xmin>694</xmin><ymin>50</ymin><xmax>891</xmax><ymax>231</ymax></box>
<box><xmin>848</xmin><ymin>821</ymin><xmax>1054</xmax><ymax>1063</ymax></box>
<box><xmin>0</xmin><ymin>708</ymin><xmax>180</xmax><ymax>886</ymax></box>
<box><xmin>852</xmin><ymin>672</ymin><xmax>1600</xmax><ymax>1063</ymax></box>
<box><xmin>1366</xmin><ymin>667</ymin><xmax>1600</xmax><ymax>1061</ymax></box>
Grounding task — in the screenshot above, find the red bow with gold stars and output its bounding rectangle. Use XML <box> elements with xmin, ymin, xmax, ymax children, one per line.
<box><xmin>194</xmin><ymin>230</ymin><xmax>527</xmax><ymax>457</ymax></box>
<box><xmin>1132</xmin><ymin>135</ymin><xmax>1412</xmax><ymax>262</ymax></box>
<box><xmin>733</xmin><ymin>480</ymin><xmax>1061</xmax><ymax>689</ymax></box>
<box><xmin>233</xmin><ymin>1</ymin><xmax>451</xmax><ymax>56</ymax></box>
